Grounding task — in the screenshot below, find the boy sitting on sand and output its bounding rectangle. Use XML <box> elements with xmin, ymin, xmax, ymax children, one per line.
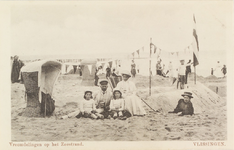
<box><xmin>168</xmin><ymin>92</ymin><xmax>194</xmax><ymax>116</ymax></box>
<box><xmin>108</xmin><ymin>88</ymin><xmax>131</xmax><ymax>120</ymax></box>
<box><xmin>76</xmin><ymin>91</ymin><xmax>104</xmax><ymax>119</ymax></box>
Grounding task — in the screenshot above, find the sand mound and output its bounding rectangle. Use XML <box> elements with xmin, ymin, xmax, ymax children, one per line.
<box><xmin>138</xmin><ymin>81</ymin><xmax>225</xmax><ymax>115</ymax></box>
<box><xmin>205</xmin><ymin>75</ymin><xmax>218</xmax><ymax>80</ymax></box>
<box><xmin>135</xmin><ymin>75</ymin><xmax>170</xmax><ymax>88</ymax></box>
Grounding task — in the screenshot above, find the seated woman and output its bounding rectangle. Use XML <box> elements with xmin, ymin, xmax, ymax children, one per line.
<box><xmin>116</xmin><ymin>70</ymin><xmax>146</xmax><ymax>116</ymax></box>
<box><xmin>108</xmin><ymin>88</ymin><xmax>131</xmax><ymax>119</ymax></box>
<box><xmin>168</xmin><ymin>92</ymin><xmax>194</xmax><ymax>116</ymax></box>
<box><xmin>76</xmin><ymin>91</ymin><xmax>104</xmax><ymax>119</ymax></box>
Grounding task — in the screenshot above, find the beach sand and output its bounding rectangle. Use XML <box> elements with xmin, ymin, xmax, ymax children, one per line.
<box><xmin>11</xmin><ymin>74</ymin><xmax>227</xmax><ymax>141</ymax></box>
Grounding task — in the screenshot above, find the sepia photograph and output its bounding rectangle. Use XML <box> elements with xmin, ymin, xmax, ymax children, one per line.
<box><xmin>1</xmin><ymin>0</ymin><xmax>233</xmax><ymax>149</ymax></box>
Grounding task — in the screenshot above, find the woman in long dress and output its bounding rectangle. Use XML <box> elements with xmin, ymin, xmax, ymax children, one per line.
<box><xmin>214</xmin><ymin>61</ymin><xmax>223</xmax><ymax>78</ymax></box>
<box><xmin>116</xmin><ymin>70</ymin><xmax>146</xmax><ymax>116</ymax></box>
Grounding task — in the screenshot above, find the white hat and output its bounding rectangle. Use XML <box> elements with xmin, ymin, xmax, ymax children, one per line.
<box><xmin>121</xmin><ymin>70</ymin><xmax>131</xmax><ymax>77</ymax></box>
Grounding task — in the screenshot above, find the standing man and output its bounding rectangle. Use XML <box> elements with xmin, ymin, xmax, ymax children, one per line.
<box><xmin>178</xmin><ymin>59</ymin><xmax>186</xmax><ymax>89</ymax></box>
<box><xmin>185</xmin><ymin>60</ymin><xmax>192</xmax><ymax>84</ymax></box>
<box><xmin>156</xmin><ymin>60</ymin><xmax>162</xmax><ymax>75</ymax></box>
<box><xmin>221</xmin><ymin>65</ymin><xmax>227</xmax><ymax>78</ymax></box>
<box><xmin>93</xmin><ymin>79</ymin><xmax>112</xmax><ymax>118</ymax></box>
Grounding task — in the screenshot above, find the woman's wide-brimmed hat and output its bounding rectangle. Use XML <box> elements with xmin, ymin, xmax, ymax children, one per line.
<box><xmin>121</xmin><ymin>70</ymin><xmax>131</xmax><ymax>77</ymax></box>
<box><xmin>181</xmin><ymin>92</ymin><xmax>193</xmax><ymax>98</ymax></box>
<box><xmin>113</xmin><ymin>88</ymin><xmax>122</xmax><ymax>95</ymax></box>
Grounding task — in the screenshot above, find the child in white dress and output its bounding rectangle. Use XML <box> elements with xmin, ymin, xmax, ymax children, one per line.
<box><xmin>76</xmin><ymin>91</ymin><xmax>104</xmax><ymax>119</ymax></box>
<box><xmin>109</xmin><ymin>88</ymin><xmax>125</xmax><ymax>119</ymax></box>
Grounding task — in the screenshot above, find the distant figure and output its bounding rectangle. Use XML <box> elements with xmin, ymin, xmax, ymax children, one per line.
<box><xmin>211</xmin><ymin>68</ymin><xmax>213</xmax><ymax>75</ymax></box>
<box><xmin>168</xmin><ymin>92</ymin><xmax>194</xmax><ymax>116</ymax></box>
<box><xmin>161</xmin><ymin>64</ymin><xmax>168</xmax><ymax>77</ymax></box>
<box><xmin>214</xmin><ymin>61</ymin><xmax>223</xmax><ymax>78</ymax></box>
<box><xmin>73</xmin><ymin>65</ymin><xmax>77</xmax><ymax>74</ymax></box>
<box><xmin>156</xmin><ymin>60</ymin><xmax>162</xmax><ymax>75</ymax></box>
<box><xmin>221</xmin><ymin>65</ymin><xmax>227</xmax><ymax>77</ymax></box>
<box><xmin>11</xmin><ymin>55</ymin><xmax>24</xmax><ymax>83</ymax></box>
<box><xmin>178</xmin><ymin>59</ymin><xmax>186</xmax><ymax>89</ymax></box>
<box><xmin>185</xmin><ymin>60</ymin><xmax>192</xmax><ymax>84</ymax></box>
<box><xmin>106</xmin><ymin>67</ymin><xmax>111</xmax><ymax>78</ymax></box>
<box><xmin>168</xmin><ymin>61</ymin><xmax>173</xmax><ymax>82</ymax></box>
<box><xmin>78</xmin><ymin>65</ymin><xmax>82</xmax><ymax>76</ymax></box>
<box><xmin>112</xmin><ymin>68</ymin><xmax>118</xmax><ymax>77</ymax></box>
<box><xmin>137</xmin><ymin>64</ymin><xmax>140</xmax><ymax>73</ymax></box>
<box><xmin>131</xmin><ymin>60</ymin><xmax>136</xmax><ymax>78</ymax></box>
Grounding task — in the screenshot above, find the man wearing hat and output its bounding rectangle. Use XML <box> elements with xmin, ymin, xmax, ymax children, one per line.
<box><xmin>93</xmin><ymin>79</ymin><xmax>112</xmax><ymax>118</ymax></box>
<box><xmin>168</xmin><ymin>92</ymin><xmax>194</xmax><ymax>116</ymax></box>
<box><xmin>178</xmin><ymin>59</ymin><xmax>186</xmax><ymax>89</ymax></box>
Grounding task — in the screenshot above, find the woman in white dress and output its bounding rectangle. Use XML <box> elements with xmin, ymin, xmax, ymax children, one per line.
<box><xmin>116</xmin><ymin>70</ymin><xmax>146</xmax><ymax>116</ymax></box>
<box><xmin>214</xmin><ymin>61</ymin><xmax>223</xmax><ymax>78</ymax></box>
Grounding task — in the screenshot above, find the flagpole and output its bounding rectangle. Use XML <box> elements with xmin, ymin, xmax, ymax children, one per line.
<box><xmin>194</xmin><ymin>65</ymin><xmax>196</xmax><ymax>84</ymax></box>
<box><xmin>149</xmin><ymin>38</ymin><xmax>152</xmax><ymax>96</ymax></box>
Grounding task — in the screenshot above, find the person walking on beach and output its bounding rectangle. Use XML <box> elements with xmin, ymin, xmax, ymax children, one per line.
<box><xmin>211</xmin><ymin>68</ymin><xmax>214</xmax><ymax>75</ymax></box>
<box><xmin>185</xmin><ymin>60</ymin><xmax>192</xmax><ymax>84</ymax></box>
<box><xmin>178</xmin><ymin>59</ymin><xmax>186</xmax><ymax>89</ymax></box>
<box><xmin>221</xmin><ymin>65</ymin><xmax>227</xmax><ymax>77</ymax></box>
<box><xmin>214</xmin><ymin>61</ymin><xmax>223</xmax><ymax>78</ymax></box>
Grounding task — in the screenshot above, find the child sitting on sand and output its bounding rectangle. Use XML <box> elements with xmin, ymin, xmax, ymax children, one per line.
<box><xmin>108</xmin><ymin>88</ymin><xmax>131</xmax><ymax>120</ymax></box>
<box><xmin>109</xmin><ymin>88</ymin><xmax>124</xmax><ymax>119</ymax></box>
<box><xmin>76</xmin><ymin>91</ymin><xmax>104</xmax><ymax>119</ymax></box>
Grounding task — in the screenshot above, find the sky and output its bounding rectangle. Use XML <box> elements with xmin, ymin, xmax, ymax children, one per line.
<box><xmin>10</xmin><ymin>1</ymin><xmax>232</xmax><ymax>58</ymax></box>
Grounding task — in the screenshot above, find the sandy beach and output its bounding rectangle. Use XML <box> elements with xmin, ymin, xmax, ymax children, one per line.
<box><xmin>11</xmin><ymin>74</ymin><xmax>226</xmax><ymax>141</ymax></box>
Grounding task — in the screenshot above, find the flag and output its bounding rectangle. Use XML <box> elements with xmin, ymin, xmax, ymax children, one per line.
<box><xmin>154</xmin><ymin>46</ymin><xmax>157</xmax><ymax>54</ymax></box>
<box><xmin>150</xmin><ymin>43</ymin><xmax>156</xmax><ymax>54</ymax></box>
<box><xmin>192</xmin><ymin>14</ymin><xmax>199</xmax><ymax>66</ymax></box>
<box><xmin>137</xmin><ymin>50</ymin><xmax>140</xmax><ymax>58</ymax></box>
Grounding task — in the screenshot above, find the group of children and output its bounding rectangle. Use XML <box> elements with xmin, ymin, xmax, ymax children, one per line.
<box><xmin>76</xmin><ymin>88</ymin><xmax>130</xmax><ymax>120</ymax></box>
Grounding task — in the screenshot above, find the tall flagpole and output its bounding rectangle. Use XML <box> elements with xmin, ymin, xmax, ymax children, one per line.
<box><xmin>149</xmin><ymin>38</ymin><xmax>152</xmax><ymax>96</ymax></box>
<box><xmin>194</xmin><ymin>65</ymin><xmax>196</xmax><ymax>84</ymax></box>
